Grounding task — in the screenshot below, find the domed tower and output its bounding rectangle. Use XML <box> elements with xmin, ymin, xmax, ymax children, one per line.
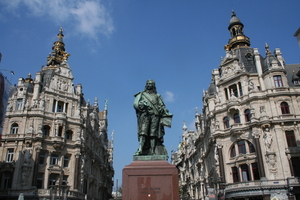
<box><xmin>225</xmin><ymin>11</ymin><xmax>250</xmax><ymax>51</ymax></box>
<box><xmin>45</xmin><ymin>27</ymin><xmax>70</xmax><ymax>68</ymax></box>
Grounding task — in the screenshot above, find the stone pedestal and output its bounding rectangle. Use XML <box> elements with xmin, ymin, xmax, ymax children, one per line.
<box><xmin>122</xmin><ymin>160</ymin><xmax>179</xmax><ymax>200</ymax></box>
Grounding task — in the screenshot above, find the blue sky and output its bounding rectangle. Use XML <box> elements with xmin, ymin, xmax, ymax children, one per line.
<box><xmin>0</xmin><ymin>0</ymin><xmax>299</xmax><ymax>189</ymax></box>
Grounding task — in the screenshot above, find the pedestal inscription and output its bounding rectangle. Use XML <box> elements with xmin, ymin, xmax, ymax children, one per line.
<box><xmin>122</xmin><ymin>160</ymin><xmax>179</xmax><ymax>200</ymax></box>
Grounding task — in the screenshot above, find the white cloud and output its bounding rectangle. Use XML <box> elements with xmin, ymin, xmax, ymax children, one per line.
<box><xmin>1</xmin><ymin>0</ymin><xmax>114</xmax><ymax>39</ymax></box>
<box><xmin>164</xmin><ymin>91</ymin><xmax>175</xmax><ymax>102</ymax></box>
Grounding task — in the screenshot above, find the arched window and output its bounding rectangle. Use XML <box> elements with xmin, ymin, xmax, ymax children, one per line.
<box><xmin>230</xmin><ymin>140</ymin><xmax>256</xmax><ymax>157</ymax></box>
<box><xmin>10</xmin><ymin>123</ymin><xmax>18</xmax><ymax>134</ymax></box>
<box><xmin>42</xmin><ymin>125</ymin><xmax>51</xmax><ymax>136</ymax></box>
<box><xmin>244</xmin><ymin>109</ymin><xmax>251</xmax><ymax>122</ymax></box>
<box><xmin>280</xmin><ymin>102</ymin><xmax>290</xmax><ymax>114</ymax></box>
<box><xmin>223</xmin><ymin>117</ymin><xmax>230</xmax><ymax>129</ymax></box>
<box><xmin>233</xmin><ymin>113</ymin><xmax>240</xmax><ymax>123</ymax></box>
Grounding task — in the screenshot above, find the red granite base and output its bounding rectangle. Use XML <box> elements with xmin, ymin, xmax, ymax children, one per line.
<box><xmin>122</xmin><ymin>160</ymin><xmax>179</xmax><ymax>200</ymax></box>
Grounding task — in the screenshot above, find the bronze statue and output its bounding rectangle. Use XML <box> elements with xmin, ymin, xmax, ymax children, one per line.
<box><xmin>134</xmin><ymin>79</ymin><xmax>173</xmax><ymax>155</ymax></box>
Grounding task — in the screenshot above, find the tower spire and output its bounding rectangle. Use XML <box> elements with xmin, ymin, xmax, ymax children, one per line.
<box><xmin>44</xmin><ymin>27</ymin><xmax>70</xmax><ymax>69</ymax></box>
<box><xmin>225</xmin><ymin>11</ymin><xmax>250</xmax><ymax>51</ymax></box>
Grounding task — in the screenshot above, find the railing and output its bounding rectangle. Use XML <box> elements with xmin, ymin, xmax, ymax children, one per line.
<box><xmin>226</xmin><ymin>177</ymin><xmax>300</xmax><ymax>191</ymax></box>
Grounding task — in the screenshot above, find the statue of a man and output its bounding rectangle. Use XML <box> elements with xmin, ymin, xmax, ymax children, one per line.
<box><xmin>134</xmin><ymin>79</ymin><xmax>172</xmax><ymax>155</ymax></box>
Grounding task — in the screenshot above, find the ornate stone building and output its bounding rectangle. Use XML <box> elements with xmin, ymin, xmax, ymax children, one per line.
<box><xmin>0</xmin><ymin>29</ymin><xmax>114</xmax><ymax>200</ymax></box>
<box><xmin>172</xmin><ymin>12</ymin><xmax>300</xmax><ymax>200</ymax></box>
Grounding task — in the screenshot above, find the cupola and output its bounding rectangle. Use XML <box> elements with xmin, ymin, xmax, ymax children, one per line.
<box><xmin>225</xmin><ymin>11</ymin><xmax>250</xmax><ymax>51</ymax></box>
<box><xmin>44</xmin><ymin>27</ymin><xmax>71</xmax><ymax>69</ymax></box>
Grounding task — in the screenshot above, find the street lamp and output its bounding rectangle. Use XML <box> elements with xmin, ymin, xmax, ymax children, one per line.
<box><xmin>0</xmin><ymin>69</ymin><xmax>14</xmax><ymax>75</ymax></box>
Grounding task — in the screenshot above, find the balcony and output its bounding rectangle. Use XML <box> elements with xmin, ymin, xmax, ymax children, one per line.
<box><xmin>225</xmin><ymin>178</ymin><xmax>290</xmax><ymax>193</ymax></box>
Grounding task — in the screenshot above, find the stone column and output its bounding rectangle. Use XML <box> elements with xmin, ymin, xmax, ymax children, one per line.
<box><xmin>44</xmin><ymin>151</ymin><xmax>52</xmax><ymax>189</ymax></box>
<box><xmin>226</xmin><ymin>88</ymin><xmax>230</xmax><ymax>100</ymax></box>
<box><xmin>217</xmin><ymin>144</ymin><xmax>225</xmax><ymax>183</ymax></box>
<box><xmin>254</xmin><ymin>48</ymin><xmax>266</xmax><ymax>91</ymax></box>
<box><xmin>252</xmin><ymin>131</ymin><xmax>266</xmax><ymax>177</ymax></box>
<box><xmin>32</xmin><ymin>146</ymin><xmax>41</xmax><ymax>186</ymax></box>
<box><xmin>74</xmin><ymin>154</ymin><xmax>80</xmax><ymax>189</ymax></box>
<box><xmin>236</xmin><ymin>83</ymin><xmax>240</xmax><ymax>97</ymax></box>
<box><xmin>55</xmin><ymin>100</ymin><xmax>58</xmax><ymax>112</ymax></box>
<box><xmin>287</xmin><ymin>154</ymin><xmax>294</xmax><ymax>176</ymax></box>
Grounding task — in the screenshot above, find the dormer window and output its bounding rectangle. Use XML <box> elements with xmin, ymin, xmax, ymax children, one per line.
<box><xmin>245</xmin><ymin>53</ymin><xmax>252</xmax><ymax>61</ymax></box>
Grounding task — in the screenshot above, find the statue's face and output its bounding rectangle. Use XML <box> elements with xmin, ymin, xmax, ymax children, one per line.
<box><xmin>146</xmin><ymin>80</ymin><xmax>155</xmax><ymax>90</ymax></box>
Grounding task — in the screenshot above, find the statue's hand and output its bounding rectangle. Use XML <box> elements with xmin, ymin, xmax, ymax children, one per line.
<box><xmin>138</xmin><ymin>101</ymin><xmax>148</xmax><ymax>111</ymax></box>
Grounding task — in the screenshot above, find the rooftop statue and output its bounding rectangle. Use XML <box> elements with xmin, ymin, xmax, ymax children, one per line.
<box><xmin>134</xmin><ymin>79</ymin><xmax>173</xmax><ymax>156</ymax></box>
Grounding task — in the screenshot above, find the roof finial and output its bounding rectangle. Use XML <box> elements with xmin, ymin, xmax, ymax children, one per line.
<box><xmin>265</xmin><ymin>43</ymin><xmax>271</xmax><ymax>55</ymax></box>
<box><xmin>231</xmin><ymin>10</ymin><xmax>236</xmax><ymax>17</ymax></box>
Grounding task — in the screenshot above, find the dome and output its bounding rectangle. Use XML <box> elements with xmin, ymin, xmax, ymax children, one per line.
<box><xmin>229</xmin><ymin>11</ymin><xmax>241</xmax><ymax>24</ymax></box>
<box><xmin>228</xmin><ymin>10</ymin><xmax>244</xmax><ymax>30</ymax></box>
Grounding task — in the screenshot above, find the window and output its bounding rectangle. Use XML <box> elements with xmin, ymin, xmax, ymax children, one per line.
<box><xmin>293</xmin><ymin>78</ymin><xmax>299</xmax><ymax>85</ymax></box>
<box><xmin>6</xmin><ymin>148</ymin><xmax>14</xmax><ymax>162</ymax></box>
<box><xmin>230</xmin><ymin>140</ymin><xmax>255</xmax><ymax>157</ymax></box>
<box><xmin>244</xmin><ymin>109</ymin><xmax>251</xmax><ymax>122</ymax></box>
<box><xmin>37</xmin><ymin>173</ymin><xmax>44</xmax><ymax>189</ymax></box>
<box><xmin>223</xmin><ymin>117</ymin><xmax>230</xmax><ymax>129</ymax></box>
<box><xmin>280</xmin><ymin>102</ymin><xmax>290</xmax><ymax>114</ymax></box>
<box><xmin>52</xmin><ymin>100</ymin><xmax>68</xmax><ymax>113</ymax></box>
<box><xmin>2</xmin><ymin>172</ymin><xmax>12</xmax><ymax>190</ymax></box>
<box><xmin>63</xmin><ymin>155</ymin><xmax>70</xmax><ymax>168</ymax></box>
<box><xmin>39</xmin><ymin>151</ymin><xmax>47</xmax><ymax>165</ymax></box>
<box><xmin>233</xmin><ymin>113</ymin><xmax>240</xmax><ymax>123</ymax></box>
<box><xmin>241</xmin><ymin>164</ymin><xmax>251</xmax><ymax>181</ymax></box>
<box><xmin>50</xmin><ymin>154</ymin><xmax>59</xmax><ymax>165</ymax></box>
<box><xmin>10</xmin><ymin>123</ymin><xmax>18</xmax><ymax>134</ymax></box>
<box><xmin>245</xmin><ymin>53</ymin><xmax>252</xmax><ymax>61</ymax></box>
<box><xmin>274</xmin><ymin>75</ymin><xmax>283</xmax><ymax>87</ymax></box>
<box><xmin>230</xmin><ymin>145</ymin><xmax>236</xmax><ymax>158</ymax></box>
<box><xmin>238</xmin><ymin>82</ymin><xmax>243</xmax><ymax>96</ymax></box>
<box><xmin>48</xmin><ymin>174</ymin><xmax>59</xmax><ymax>187</ymax></box>
<box><xmin>42</xmin><ymin>125</ymin><xmax>51</xmax><ymax>136</ymax></box>
<box><xmin>83</xmin><ymin>179</ymin><xmax>88</xmax><ymax>194</ymax></box>
<box><xmin>251</xmin><ymin>163</ymin><xmax>260</xmax><ymax>180</ymax></box>
<box><xmin>286</xmin><ymin>131</ymin><xmax>297</xmax><ymax>147</ymax></box>
<box><xmin>65</xmin><ymin>130</ymin><xmax>73</xmax><ymax>140</ymax></box>
<box><xmin>224</xmin><ymin>88</ymin><xmax>229</xmax><ymax>100</ymax></box>
<box><xmin>229</xmin><ymin>84</ymin><xmax>238</xmax><ymax>97</ymax></box>
<box><xmin>232</xmin><ymin>167</ymin><xmax>239</xmax><ymax>183</ymax></box>
<box><xmin>247</xmin><ymin>141</ymin><xmax>256</xmax><ymax>153</ymax></box>
<box><xmin>58</xmin><ymin>126</ymin><xmax>63</xmax><ymax>137</ymax></box>
<box><xmin>238</xmin><ymin>140</ymin><xmax>246</xmax><ymax>154</ymax></box>
<box><xmin>291</xmin><ymin>157</ymin><xmax>300</xmax><ymax>177</ymax></box>
<box><xmin>62</xmin><ymin>175</ymin><xmax>68</xmax><ymax>185</ymax></box>
<box><xmin>17</xmin><ymin>99</ymin><xmax>23</xmax><ymax>110</ymax></box>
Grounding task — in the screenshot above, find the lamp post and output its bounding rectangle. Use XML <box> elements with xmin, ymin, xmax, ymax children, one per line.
<box><xmin>0</xmin><ymin>69</ymin><xmax>14</xmax><ymax>82</ymax></box>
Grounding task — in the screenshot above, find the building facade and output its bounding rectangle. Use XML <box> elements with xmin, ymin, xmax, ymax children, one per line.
<box><xmin>0</xmin><ymin>29</ymin><xmax>114</xmax><ymax>200</ymax></box>
<box><xmin>172</xmin><ymin>12</ymin><xmax>300</xmax><ymax>200</ymax></box>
